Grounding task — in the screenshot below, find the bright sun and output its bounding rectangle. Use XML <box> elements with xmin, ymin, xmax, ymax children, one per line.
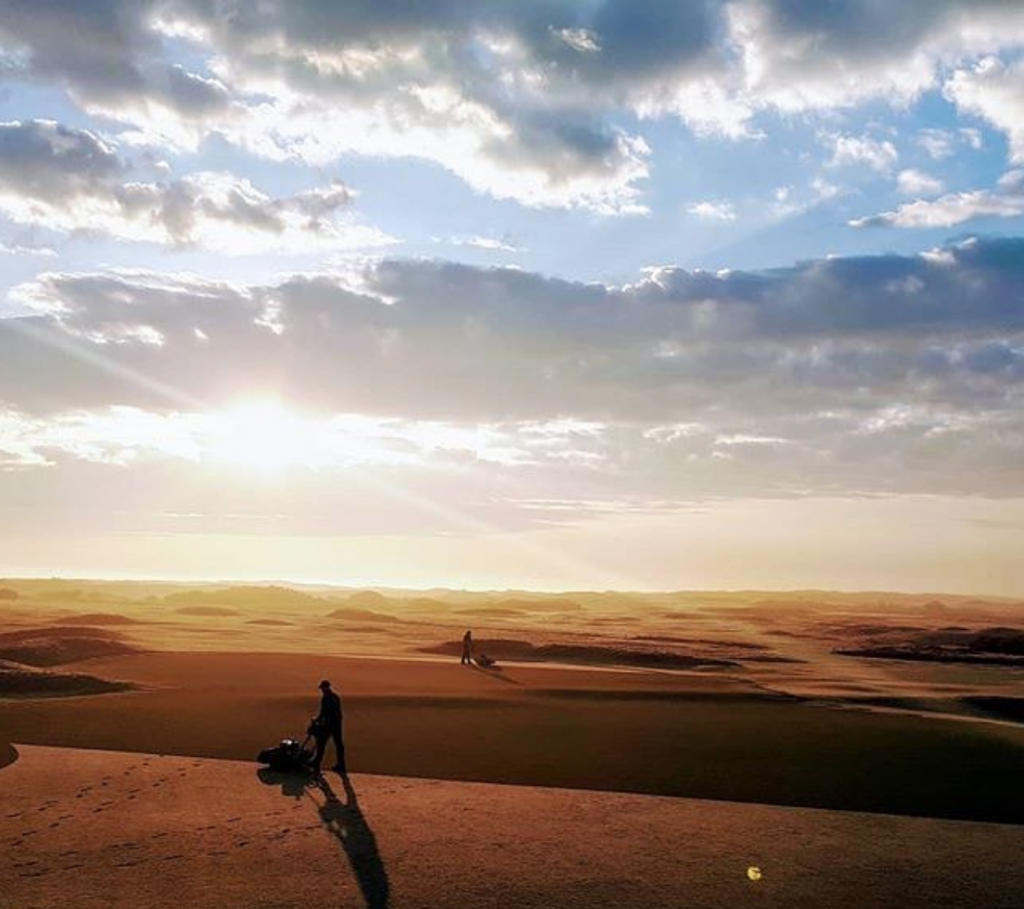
<box><xmin>207</xmin><ymin>403</ymin><xmax>316</xmax><ymax>473</ymax></box>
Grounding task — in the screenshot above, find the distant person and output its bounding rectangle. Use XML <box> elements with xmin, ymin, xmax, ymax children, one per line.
<box><xmin>310</xmin><ymin>679</ymin><xmax>346</xmax><ymax>775</ymax></box>
<box><xmin>461</xmin><ymin>629</ymin><xmax>474</xmax><ymax>666</ymax></box>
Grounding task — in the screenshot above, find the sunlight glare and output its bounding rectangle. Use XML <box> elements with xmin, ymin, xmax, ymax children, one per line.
<box><xmin>207</xmin><ymin>403</ymin><xmax>318</xmax><ymax>473</ymax></box>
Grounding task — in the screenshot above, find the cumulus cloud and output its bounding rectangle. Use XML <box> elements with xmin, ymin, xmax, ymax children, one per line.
<box><xmin>3</xmin><ymin>2</ymin><xmax>1023</xmax><ymax>211</ymax></box>
<box><xmin>0</xmin><ymin>120</ymin><xmax>393</xmax><ymax>252</ymax></box>
<box><xmin>824</xmin><ymin>133</ymin><xmax>898</xmax><ymax>173</ymax></box>
<box><xmin>945</xmin><ymin>56</ymin><xmax>1024</xmax><ymax>162</ymax></box>
<box><xmin>917</xmin><ymin>129</ymin><xmax>956</xmax><ymax>160</ymax></box>
<box><xmin>729</xmin><ymin>0</ymin><xmax>1024</xmax><ymax>112</ymax></box>
<box><xmin>852</xmin><ymin>171</ymin><xmax>1024</xmax><ymax>228</ymax></box>
<box><xmin>0</xmin><ymin>0</ymin><xmax>234</xmax><ymax>148</ymax></box>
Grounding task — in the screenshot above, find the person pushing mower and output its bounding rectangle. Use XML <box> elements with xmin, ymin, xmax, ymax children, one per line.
<box><xmin>309</xmin><ymin>678</ymin><xmax>347</xmax><ymax>775</ymax></box>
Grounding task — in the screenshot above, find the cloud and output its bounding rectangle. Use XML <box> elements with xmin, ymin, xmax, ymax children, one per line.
<box><xmin>0</xmin><ymin>0</ymin><xmax>233</xmax><ymax>148</ymax></box>
<box><xmin>442</xmin><ymin>235</ymin><xmax>524</xmax><ymax>253</ymax></box>
<box><xmin>729</xmin><ymin>0</ymin><xmax>1024</xmax><ymax>112</ymax></box>
<box><xmin>0</xmin><ymin>405</ymin><xmax>595</xmax><ymax>472</ymax></box>
<box><xmin>852</xmin><ymin>171</ymin><xmax>1024</xmax><ymax>228</ymax></box>
<box><xmin>917</xmin><ymin>129</ymin><xmax>955</xmax><ymax>160</ymax></box>
<box><xmin>0</xmin><ymin>120</ymin><xmax>393</xmax><ymax>252</ymax></box>
<box><xmin>824</xmin><ymin>133</ymin><xmax>898</xmax><ymax>173</ymax></box>
<box><xmin>1</xmin><ymin>237</ymin><xmax>1022</xmax><ymax>497</ymax></box>
<box><xmin>4</xmin><ymin>3</ymin><xmax>1024</xmax><ymax>211</ymax></box>
<box><xmin>945</xmin><ymin>56</ymin><xmax>1024</xmax><ymax>162</ymax></box>
<box><xmin>896</xmin><ymin>169</ymin><xmax>944</xmax><ymax>197</ymax></box>
<box><xmin>687</xmin><ymin>200</ymin><xmax>736</xmax><ymax>221</ymax></box>
<box><xmin>1</xmin><ymin>237</ymin><xmax>1021</xmax><ymax>405</ymax></box>
<box><xmin>0</xmin><ymin>241</ymin><xmax>57</xmax><ymax>257</ymax></box>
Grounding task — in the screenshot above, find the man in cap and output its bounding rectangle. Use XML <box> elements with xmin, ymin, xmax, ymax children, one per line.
<box><xmin>310</xmin><ymin>679</ymin><xmax>346</xmax><ymax>775</ymax></box>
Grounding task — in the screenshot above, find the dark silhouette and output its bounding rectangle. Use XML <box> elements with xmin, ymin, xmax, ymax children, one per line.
<box><xmin>0</xmin><ymin>741</ymin><xmax>18</xmax><ymax>771</ymax></box>
<box><xmin>460</xmin><ymin>629</ymin><xmax>474</xmax><ymax>665</ymax></box>
<box><xmin>256</xmin><ymin>769</ymin><xmax>390</xmax><ymax>908</ymax></box>
<box><xmin>311</xmin><ymin>679</ymin><xmax>346</xmax><ymax>774</ymax></box>
<box><xmin>312</xmin><ymin>774</ymin><xmax>390</xmax><ymax>909</ymax></box>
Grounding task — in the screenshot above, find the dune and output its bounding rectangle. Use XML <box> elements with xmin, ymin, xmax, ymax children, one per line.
<box><xmin>836</xmin><ymin>648</ymin><xmax>1024</xmax><ymax>667</ymax></box>
<box><xmin>403</xmin><ymin>597</ymin><xmax>453</xmax><ymax>613</ymax></box>
<box><xmin>49</xmin><ymin>613</ymin><xmax>142</xmax><ymax>626</ymax></box>
<box><xmin>2</xmin><ymin>743</ymin><xmax>1023</xmax><ymax>909</ymax></box>
<box><xmin>454</xmin><ymin>606</ymin><xmax>527</xmax><ymax>617</ymax></box>
<box><xmin>175</xmin><ymin>606</ymin><xmax>241</xmax><ymax>617</ymax></box>
<box><xmin>834</xmin><ymin>625</ymin><xmax>1024</xmax><ymax>667</ymax></box>
<box><xmin>165</xmin><ymin>586</ymin><xmax>326</xmax><ymax>609</ymax></box>
<box><xmin>335</xmin><ymin>591</ymin><xmax>400</xmax><ymax>611</ymax></box>
<box><xmin>0</xmin><ymin>627</ymin><xmax>141</xmax><ymax>667</ymax></box>
<box><xmin>0</xmin><ymin>659</ymin><xmax>135</xmax><ymax>698</ymax></box>
<box><xmin>244</xmin><ymin>619</ymin><xmax>295</xmax><ymax>627</ymax></box>
<box><xmin>324</xmin><ymin>608</ymin><xmax>402</xmax><ymax>623</ymax></box>
<box><xmin>489</xmin><ymin>597</ymin><xmax>584</xmax><ymax>613</ymax></box>
<box><xmin>328</xmin><ymin>624</ymin><xmax>402</xmax><ymax>635</ymax></box>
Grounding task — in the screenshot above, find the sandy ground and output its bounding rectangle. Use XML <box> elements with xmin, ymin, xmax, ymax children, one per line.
<box><xmin>2</xmin><ymin>651</ymin><xmax>1023</xmax><ymax>823</ymax></box>
<box><xmin>2</xmin><ymin>743</ymin><xmax>1022</xmax><ymax>909</ymax></box>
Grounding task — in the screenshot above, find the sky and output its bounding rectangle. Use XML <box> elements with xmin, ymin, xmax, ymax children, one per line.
<box><xmin>1</xmin><ymin>0</ymin><xmax>1023</xmax><ymax>594</ymax></box>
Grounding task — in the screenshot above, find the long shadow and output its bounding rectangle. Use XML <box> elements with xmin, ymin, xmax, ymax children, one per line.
<box><xmin>258</xmin><ymin>768</ymin><xmax>390</xmax><ymax>909</ymax></box>
<box><xmin>0</xmin><ymin>741</ymin><xmax>18</xmax><ymax>771</ymax></box>
<box><xmin>469</xmin><ymin>663</ymin><xmax>522</xmax><ymax>686</ymax></box>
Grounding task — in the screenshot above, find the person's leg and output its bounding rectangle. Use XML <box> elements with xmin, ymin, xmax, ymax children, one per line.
<box><xmin>311</xmin><ymin>733</ymin><xmax>327</xmax><ymax>772</ymax></box>
<box><xmin>332</xmin><ymin>728</ymin><xmax>347</xmax><ymax>773</ymax></box>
